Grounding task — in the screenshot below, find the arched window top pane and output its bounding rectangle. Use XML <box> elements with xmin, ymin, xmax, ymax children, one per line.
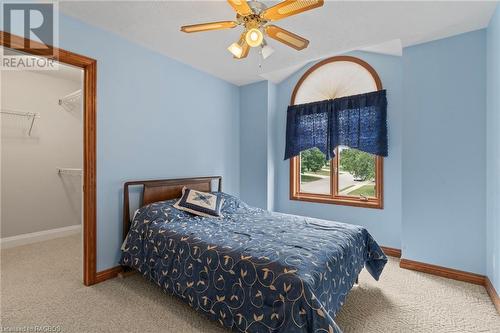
<box><xmin>294</xmin><ymin>60</ymin><xmax>379</xmax><ymax>105</ymax></box>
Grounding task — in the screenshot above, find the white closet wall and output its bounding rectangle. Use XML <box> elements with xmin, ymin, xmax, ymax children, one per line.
<box><xmin>1</xmin><ymin>68</ymin><xmax>83</xmax><ymax>238</ymax></box>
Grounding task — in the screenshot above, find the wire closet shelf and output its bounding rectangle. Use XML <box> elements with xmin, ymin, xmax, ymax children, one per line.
<box><xmin>57</xmin><ymin>168</ymin><xmax>83</xmax><ymax>176</ymax></box>
<box><xmin>0</xmin><ymin>108</ymin><xmax>40</xmax><ymax>136</ymax></box>
<box><xmin>58</xmin><ymin>89</ymin><xmax>82</xmax><ymax>112</ymax></box>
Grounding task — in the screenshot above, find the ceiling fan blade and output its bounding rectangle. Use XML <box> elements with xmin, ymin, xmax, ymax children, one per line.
<box><xmin>227</xmin><ymin>0</ymin><xmax>253</xmax><ymax>16</ymax></box>
<box><xmin>265</xmin><ymin>25</ymin><xmax>309</xmax><ymax>50</ymax></box>
<box><xmin>261</xmin><ymin>0</ymin><xmax>324</xmax><ymax>22</ymax></box>
<box><xmin>180</xmin><ymin>21</ymin><xmax>238</xmax><ymax>33</ymax></box>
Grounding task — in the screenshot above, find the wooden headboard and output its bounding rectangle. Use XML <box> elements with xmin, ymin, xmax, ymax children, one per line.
<box><xmin>122</xmin><ymin>176</ymin><xmax>222</xmax><ymax>241</ymax></box>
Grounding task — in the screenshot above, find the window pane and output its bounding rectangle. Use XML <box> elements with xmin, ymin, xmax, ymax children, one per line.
<box><xmin>299</xmin><ymin>148</ymin><xmax>330</xmax><ymax>195</ymax></box>
<box><xmin>338</xmin><ymin>146</ymin><xmax>376</xmax><ymax>198</ymax></box>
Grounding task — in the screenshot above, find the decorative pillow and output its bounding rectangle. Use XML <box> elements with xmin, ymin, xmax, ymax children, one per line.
<box><xmin>173</xmin><ymin>187</ymin><xmax>224</xmax><ymax>217</ymax></box>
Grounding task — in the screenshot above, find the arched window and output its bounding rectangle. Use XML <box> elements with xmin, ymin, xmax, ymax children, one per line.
<box><xmin>290</xmin><ymin>56</ymin><xmax>384</xmax><ymax>209</ymax></box>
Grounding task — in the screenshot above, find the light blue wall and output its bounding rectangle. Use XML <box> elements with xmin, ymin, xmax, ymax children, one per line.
<box><xmin>267</xmin><ymin>82</ymin><xmax>278</xmax><ymax>211</ymax></box>
<box><xmin>5</xmin><ymin>15</ymin><xmax>241</xmax><ymax>271</ymax></box>
<box><xmin>238</xmin><ymin>80</ymin><xmax>279</xmax><ymax>211</ymax></box>
<box><xmin>239</xmin><ymin>81</ymin><xmax>268</xmax><ymax>209</ymax></box>
<box><xmin>402</xmin><ymin>30</ymin><xmax>487</xmax><ymax>274</ymax></box>
<box><xmin>486</xmin><ymin>5</ymin><xmax>500</xmax><ymax>292</ymax></box>
<box><xmin>272</xmin><ymin>52</ymin><xmax>403</xmax><ymax>249</ymax></box>
<box><xmin>257</xmin><ymin>31</ymin><xmax>488</xmax><ymax>275</ymax></box>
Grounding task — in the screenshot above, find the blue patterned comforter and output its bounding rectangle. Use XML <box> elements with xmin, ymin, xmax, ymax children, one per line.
<box><xmin>120</xmin><ymin>193</ymin><xmax>387</xmax><ymax>333</ymax></box>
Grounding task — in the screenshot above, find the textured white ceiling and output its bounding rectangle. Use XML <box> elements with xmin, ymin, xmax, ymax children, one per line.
<box><xmin>60</xmin><ymin>1</ymin><xmax>497</xmax><ymax>86</ymax></box>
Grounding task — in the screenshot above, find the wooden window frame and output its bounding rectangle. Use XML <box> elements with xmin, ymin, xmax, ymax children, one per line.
<box><xmin>289</xmin><ymin>56</ymin><xmax>384</xmax><ymax>209</ymax></box>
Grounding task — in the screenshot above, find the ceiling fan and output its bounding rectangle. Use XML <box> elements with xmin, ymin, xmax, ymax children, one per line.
<box><xmin>180</xmin><ymin>0</ymin><xmax>324</xmax><ymax>60</ymax></box>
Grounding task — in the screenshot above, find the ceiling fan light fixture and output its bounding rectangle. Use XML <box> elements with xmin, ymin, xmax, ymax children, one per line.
<box><xmin>180</xmin><ymin>0</ymin><xmax>324</xmax><ymax>59</ymax></box>
<box><xmin>245</xmin><ymin>28</ymin><xmax>264</xmax><ymax>47</ymax></box>
<box><xmin>261</xmin><ymin>44</ymin><xmax>275</xmax><ymax>59</ymax></box>
<box><xmin>228</xmin><ymin>42</ymin><xmax>244</xmax><ymax>58</ymax></box>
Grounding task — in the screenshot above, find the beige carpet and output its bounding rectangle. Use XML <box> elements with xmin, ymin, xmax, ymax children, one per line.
<box><xmin>1</xmin><ymin>234</ymin><xmax>499</xmax><ymax>333</ymax></box>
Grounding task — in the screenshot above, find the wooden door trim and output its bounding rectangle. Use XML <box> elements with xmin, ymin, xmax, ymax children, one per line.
<box><xmin>1</xmin><ymin>31</ymin><xmax>98</xmax><ymax>286</ymax></box>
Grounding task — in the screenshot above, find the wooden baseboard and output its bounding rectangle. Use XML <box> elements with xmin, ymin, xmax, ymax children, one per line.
<box><xmin>94</xmin><ymin>266</ymin><xmax>122</xmax><ymax>284</ymax></box>
<box><xmin>485</xmin><ymin>277</ymin><xmax>500</xmax><ymax>314</ymax></box>
<box><xmin>93</xmin><ymin>256</ymin><xmax>500</xmax><ymax>315</ymax></box>
<box><xmin>380</xmin><ymin>246</ymin><xmax>401</xmax><ymax>258</ymax></box>
<box><xmin>117</xmin><ymin>266</ymin><xmax>136</xmax><ymax>278</ymax></box>
<box><xmin>400</xmin><ymin>258</ymin><xmax>485</xmax><ymax>285</ymax></box>
<box><xmin>0</xmin><ymin>225</ymin><xmax>81</xmax><ymax>249</ymax></box>
<box><xmin>399</xmin><ymin>258</ymin><xmax>500</xmax><ymax>313</ymax></box>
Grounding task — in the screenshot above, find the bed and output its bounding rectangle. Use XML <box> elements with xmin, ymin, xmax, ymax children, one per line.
<box><xmin>119</xmin><ymin>176</ymin><xmax>387</xmax><ymax>333</ymax></box>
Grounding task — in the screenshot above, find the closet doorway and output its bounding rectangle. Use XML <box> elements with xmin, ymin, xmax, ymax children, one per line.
<box><xmin>0</xmin><ymin>32</ymin><xmax>97</xmax><ymax>286</ymax></box>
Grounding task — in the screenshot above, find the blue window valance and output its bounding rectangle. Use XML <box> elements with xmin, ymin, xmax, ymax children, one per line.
<box><xmin>284</xmin><ymin>90</ymin><xmax>388</xmax><ymax>160</ymax></box>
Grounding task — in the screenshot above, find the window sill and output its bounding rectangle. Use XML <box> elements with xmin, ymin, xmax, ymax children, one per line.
<box><xmin>290</xmin><ymin>193</ymin><xmax>383</xmax><ymax>209</ymax></box>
